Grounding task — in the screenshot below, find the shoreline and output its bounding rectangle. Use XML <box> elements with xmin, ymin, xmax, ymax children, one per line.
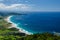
<box><xmin>5</xmin><ymin>15</ymin><xmax>33</xmax><ymax>35</ymax></box>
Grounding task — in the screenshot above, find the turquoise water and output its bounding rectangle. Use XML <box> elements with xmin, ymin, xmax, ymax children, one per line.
<box><xmin>10</xmin><ymin>12</ymin><xmax>60</xmax><ymax>34</ymax></box>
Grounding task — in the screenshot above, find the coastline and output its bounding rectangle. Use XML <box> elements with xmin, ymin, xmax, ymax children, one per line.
<box><xmin>5</xmin><ymin>15</ymin><xmax>33</xmax><ymax>35</ymax></box>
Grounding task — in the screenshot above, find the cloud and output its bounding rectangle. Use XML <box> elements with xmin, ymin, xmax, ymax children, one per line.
<box><xmin>0</xmin><ymin>3</ymin><xmax>34</xmax><ymax>12</ymax></box>
<box><xmin>0</xmin><ymin>3</ymin><xmax>44</xmax><ymax>12</ymax></box>
<box><xmin>0</xmin><ymin>3</ymin><xmax>60</xmax><ymax>12</ymax></box>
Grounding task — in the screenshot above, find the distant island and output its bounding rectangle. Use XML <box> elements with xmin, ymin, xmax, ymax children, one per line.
<box><xmin>0</xmin><ymin>12</ymin><xmax>27</xmax><ymax>16</ymax></box>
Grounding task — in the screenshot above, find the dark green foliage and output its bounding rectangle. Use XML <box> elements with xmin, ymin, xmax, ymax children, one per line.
<box><xmin>0</xmin><ymin>33</ymin><xmax>60</xmax><ymax>40</ymax></box>
<box><xmin>8</xmin><ymin>27</ymin><xmax>19</xmax><ymax>31</ymax></box>
<box><xmin>21</xmin><ymin>33</ymin><xmax>60</xmax><ymax>40</ymax></box>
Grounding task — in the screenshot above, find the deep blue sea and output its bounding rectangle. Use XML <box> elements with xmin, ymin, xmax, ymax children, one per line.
<box><xmin>10</xmin><ymin>12</ymin><xmax>60</xmax><ymax>34</ymax></box>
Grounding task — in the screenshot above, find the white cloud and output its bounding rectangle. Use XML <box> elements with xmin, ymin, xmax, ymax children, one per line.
<box><xmin>0</xmin><ymin>3</ymin><xmax>33</xmax><ymax>12</ymax></box>
<box><xmin>0</xmin><ymin>3</ymin><xmax>59</xmax><ymax>12</ymax></box>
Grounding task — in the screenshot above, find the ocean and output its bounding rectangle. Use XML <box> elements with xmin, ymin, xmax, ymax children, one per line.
<box><xmin>10</xmin><ymin>12</ymin><xmax>60</xmax><ymax>34</ymax></box>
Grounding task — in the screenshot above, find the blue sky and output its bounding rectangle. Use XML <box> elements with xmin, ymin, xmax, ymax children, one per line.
<box><xmin>0</xmin><ymin>0</ymin><xmax>60</xmax><ymax>12</ymax></box>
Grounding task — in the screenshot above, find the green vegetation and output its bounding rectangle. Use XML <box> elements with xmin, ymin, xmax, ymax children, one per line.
<box><xmin>22</xmin><ymin>32</ymin><xmax>60</xmax><ymax>40</ymax></box>
<box><xmin>0</xmin><ymin>32</ymin><xmax>60</xmax><ymax>40</ymax></box>
<box><xmin>0</xmin><ymin>16</ymin><xmax>60</xmax><ymax>40</ymax></box>
<box><xmin>0</xmin><ymin>16</ymin><xmax>11</xmax><ymax>29</ymax></box>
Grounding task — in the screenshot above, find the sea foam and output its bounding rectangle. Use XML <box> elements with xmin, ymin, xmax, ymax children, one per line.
<box><xmin>6</xmin><ymin>15</ymin><xmax>33</xmax><ymax>35</ymax></box>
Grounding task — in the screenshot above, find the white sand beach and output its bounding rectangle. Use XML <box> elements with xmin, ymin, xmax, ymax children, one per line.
<box><xmin>5</xmin><ymin>16</ymin><xmax>33</xmax><ymax>35</ymax></box>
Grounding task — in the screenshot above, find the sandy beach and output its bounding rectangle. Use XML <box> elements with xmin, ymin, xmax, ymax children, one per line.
<box><xmin>5</xmin><ymin>16</ymin><xmax>33</xmax><ymax>35</ymax></box>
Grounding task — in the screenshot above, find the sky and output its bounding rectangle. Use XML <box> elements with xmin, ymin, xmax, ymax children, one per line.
<box><xmin>0</xmin><ymin>0</ymin><xmax>60</xmax><ymax>12</ymax></box>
